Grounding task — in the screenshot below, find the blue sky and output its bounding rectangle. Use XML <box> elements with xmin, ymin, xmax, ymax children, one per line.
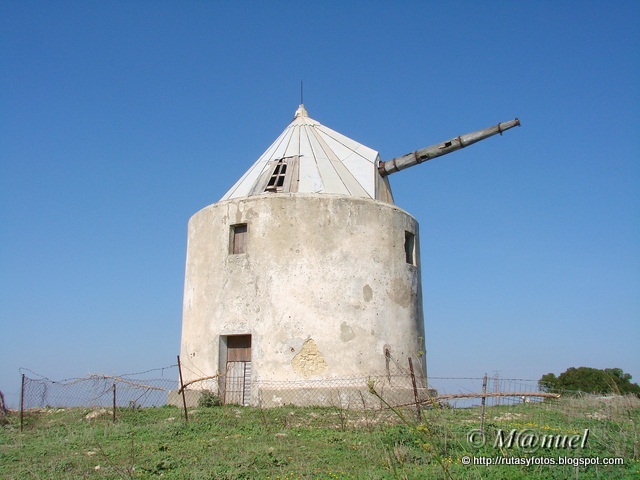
<box><xmin>1</xmin><ymin>2</ymin><xmax>638</xmax><ymax>407</ymax></box>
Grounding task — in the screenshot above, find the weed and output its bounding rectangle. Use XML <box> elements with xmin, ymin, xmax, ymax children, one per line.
<box><xmin>198</xmin><ymin>390</ymin><xmax>223</xmax><ymax>408</ymax></box>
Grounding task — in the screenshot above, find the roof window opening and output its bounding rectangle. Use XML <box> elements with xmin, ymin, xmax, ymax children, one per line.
<box><xmin>231</xmin><ymin>224</ymin><xmax>248</xmax><ymax>254</ymax></box>
<box><xmin>265</xmin><ymin>159</ymin><xmax>287</xmax><ymax>192</ymax></box>
<box><xmin>404</xmin><ymin>231</ymin><xmax>416</xmax><ymax>265</ymax></box>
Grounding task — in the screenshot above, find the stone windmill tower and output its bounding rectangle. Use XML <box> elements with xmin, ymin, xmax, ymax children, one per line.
<box><xmin>178</xmin><ymin>105</ymin><xmax>519</xmax><ymax>406</ymax></box>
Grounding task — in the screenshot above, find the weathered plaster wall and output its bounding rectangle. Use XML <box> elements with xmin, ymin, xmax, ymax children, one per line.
<box><xmin>178</xmin><ymin>193</ymin><xmax>425</xmax><ymax>398</ymax></box>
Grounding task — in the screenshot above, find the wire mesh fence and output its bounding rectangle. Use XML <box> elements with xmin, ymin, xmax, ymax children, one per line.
<box><xmin>20</xmin><ymin>366</ymin><xmax>179</xmax><ymax>410</ymax></box>
<box><xmin>15</xmin><ymin>361</ymin><xmax>640</xmax><ymax>464</ymax></box>
<box><xmin>16</xmin><ymin>362</ymin><xmax>574</xmax><ymax>435</ymax></box>
<box><xmin>428</xmin><ymin>375</ymin><xmax>547</xmax><ymax>408</ymax></box>
<box><xmin>254</xmin><ymin>373</ymin><xmax>429</xmax><ymax>409</ymax></box>
<box><xmin>18</xmin><ymin>365</ymin><xmax>552</xmax><ymax>413</ymax></box>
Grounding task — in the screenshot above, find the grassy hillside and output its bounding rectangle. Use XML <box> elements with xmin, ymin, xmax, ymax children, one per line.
<box><xmin>1</xmin><ymin>395</ymin><xmax>638</xmax><ymax>479</ymax></box>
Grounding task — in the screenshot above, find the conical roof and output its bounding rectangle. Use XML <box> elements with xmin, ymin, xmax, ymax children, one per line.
<box><xmin>220</xmin><ymin>105</ymin><xmax>393</xmax><ymax>203</ymax></box>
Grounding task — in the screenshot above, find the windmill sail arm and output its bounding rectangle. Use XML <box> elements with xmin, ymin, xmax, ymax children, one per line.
<box><xmin>378</xmin><ymin>118</ymin><xmax>520</xmax><ymax>177</ymax></box>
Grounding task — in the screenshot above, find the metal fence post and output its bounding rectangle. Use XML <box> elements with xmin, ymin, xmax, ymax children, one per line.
<box><xmin>177</xmin><ymin>355</ymin><xmax>189</xmax><ymax>423</ymax></box>
<box><xmin>480</xmin><ymin>373</ymin><xmax>487</xmax><ymax>432</ymax></box>
<box><xmin>112</xmin><ymin>383</ymin><xmax>117</xmax><ymax>422</ymax></box>
<box><xmin>20</xmin><ymin>374</ymin><xmax>25</xmax><ymax>432</ymax></box>
<box><xmin>408</xmin><ymin>357</ymin><xmax>422</xmax><ymax>421</ymax></box>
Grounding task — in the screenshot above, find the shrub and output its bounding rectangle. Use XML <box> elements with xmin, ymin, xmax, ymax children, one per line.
<box><xmin>198</xmin><ymin>390</ymin><xmax>222</xmax><ymax>408</ymax></box>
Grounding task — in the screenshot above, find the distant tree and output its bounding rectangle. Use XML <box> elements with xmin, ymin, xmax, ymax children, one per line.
<box><xmin>539</xmin><ymin>372</ymin><xmax>558</xmax><ymax>391</ymax></box>
<box><xmin>538</xmin><ymin>367</ymin><xmax>640</xmax><ymax>397</ymax></box>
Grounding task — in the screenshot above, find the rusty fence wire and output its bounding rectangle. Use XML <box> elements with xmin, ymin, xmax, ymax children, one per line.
<box><xmin>427</xmin><ymin>375</ymin><xmax>546</xmax><ymax>408</ymax></box>
<box><xmin>17</xmin><ymin>364</ymin><xmax>555</xmax><ymax>424</ymax></box>
<box><xmin>18</xmin><ymin>367</ymin><xmax>550</xmax><ymax>412</ymax></box>
<box><xmin>12</xmin><ymin>366</ymin><xmax>639</xmax><ymax>466</ymax></box>
<box><xmin>178</xmin><ymin>354</ymin><xmax>431</xmax><ymax>410</ymax></box>
<box><xmin>252</xmin><ymin>372</ymin><xmax>431</xmax><ymax>409</ymax></box>
<box><xmin>19</xmin><ymin>366</ymin><xmax>179</xmax><ymax>411</ymax></box>
<box><xmin>181</xmin><ymin>367</ymin><xmax>549</xmax><ymax>411</ymax></box>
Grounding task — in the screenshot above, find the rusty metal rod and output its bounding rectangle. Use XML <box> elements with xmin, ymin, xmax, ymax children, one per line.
<box><xmin>20</xmin><ymin>374</ymin><xmax>25</xmax><ymax>432</ymax></box>
<box><xmin>480</xmin><ymin>373</ymin><xmax>487</xmax><ymax>432</ymax></box>
<box><xmin>112</xmin><ymin>383</ymin><xmax>117</xmax><ymax>423</ymax></box>
<box><xmin>177</xmin><ymin>355</ymin><xmax>189</xmax><ymax>423</ymax></box>
<box><xmin>408</xmin><ymin>357</ymin><xmax>422</xmax><ymax>422</ymax></box>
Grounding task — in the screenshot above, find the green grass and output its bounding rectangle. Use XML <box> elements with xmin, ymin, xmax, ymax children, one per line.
<box><xmin>1</xmin><ymin>395</ymin><xmax>638</xmax><ymax>479</ymax></box>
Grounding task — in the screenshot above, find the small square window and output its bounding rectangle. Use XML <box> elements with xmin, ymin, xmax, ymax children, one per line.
<box><xmin>231</xmin><ymin>224</ymin><xmax>247</xmax><ymax>254</ymax></box>
<box><xmin>404</xmin><ymin>231</ymin><xmax>415</xmax><ymax>265</ymax></box>
<box><xmin>265</xmin><ymin>159</ymin><xmax>288</xmax><ymax>192</ymax></box>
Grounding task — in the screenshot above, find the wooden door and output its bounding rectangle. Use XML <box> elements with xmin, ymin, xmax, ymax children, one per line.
<box><xmin>224</xmin><ymin>335</ymin><xmax>251</xmax><ymax>406</ymax></box>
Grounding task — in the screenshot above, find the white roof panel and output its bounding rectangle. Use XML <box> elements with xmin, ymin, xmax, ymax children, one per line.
<box><xmin>220</xmin><ymin>105</ymin><xmax>386</xmax><ymax>202</ymax></box>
